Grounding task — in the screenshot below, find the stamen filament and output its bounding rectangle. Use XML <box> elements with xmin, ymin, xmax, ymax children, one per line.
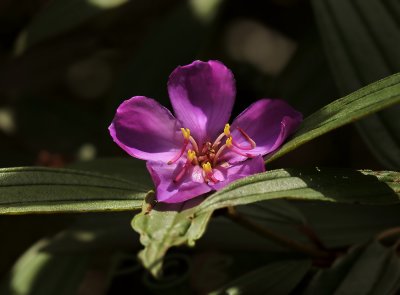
<box><xmin>173</xmin><ymin>150</ymin><xmax>196</xmax><ymax>183</ymax></box>
<box><xmin>226</xmin><ymin>137</ymin><xmax>255</xmax><ymax>158</ymax></box>
<box><xmin>168</xmin><ymin>128</ymin><xmax>196</xmax><ymax>164</ymax></box>
<box><xmin>212</xmin><ymin>124</ymin><xmax>231</xmax><ymax>149</ymax></box>
<box><xmin>232</xmin><ymin>139</ymin><xmax>253</xmax><ymax>151</ymax></box>
<box><xmin>230</xmin><ymin>147</ymin><xmax>255</xmax><ymax>158</ymax></box>
<box><xmin>168</xmin><ymin>141</ymin><xmax>188</xmax><ymax>164</ymax></box>
<box><xmin>237</xmin><ymin>127</ymin><xmax>256</xmax><ymax>148</ymax></box>
<box><xmin>173</xmin><ymin>162</ymin><xmax>190</xmax><ymax>183</ymax></box>
<box><xmin>213</xmin><ymin>144</ymin><xmax>227</xmax><ymax>166</ymax></box>
<box><xmin>212</xmin><ymin>133</ymin><xmax>225</xmax><ymax>149</ymax></box>
<box><xmin>189</xmin><ymin>136</ymin><xmax>199</xmax><ymax>153</ymax></box>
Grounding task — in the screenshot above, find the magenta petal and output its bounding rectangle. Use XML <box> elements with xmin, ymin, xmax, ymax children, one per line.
<box><xmin>211</xmin><ymin>156</ymin><xmax>265</xmax><ymax>190</ymax></box>
<box><xmin>168</xmin><ymin>60</ymin><xmax>236</xmax><ymax>144</ymax></box>
<box><xmin>229</xmin><ymin>99</ymin><xmax>302</xmax><ymax>160</ymax></box>
<box><xmin>109</xmin><ymin>96</ymin><xmax>183</xmax><ymax>162</ymax></box>
<box><xmin>147</xmin><ymin>160</ymin><xmax>212</xmax><ymax>203</ymax></box>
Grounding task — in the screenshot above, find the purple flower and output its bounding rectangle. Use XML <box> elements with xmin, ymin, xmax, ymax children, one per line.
<box><xmin>109</xmin><ymin>60</ymin><xmax>302</xmax><ymax>203</ymax></box>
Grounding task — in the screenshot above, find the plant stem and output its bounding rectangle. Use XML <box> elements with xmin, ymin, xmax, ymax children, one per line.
<box><xmin>376</xmin><ymin>227</ymin><xmax>400</xmax><ymax>242</ymax></box>
<box><xmin>226</xmin><ymin>206</ymin><xmax>332</xmax><ymax>259</ymax></box>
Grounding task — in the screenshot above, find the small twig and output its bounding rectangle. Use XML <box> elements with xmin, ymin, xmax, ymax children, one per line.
<box><xmin>226</xmin><ymin>206</ymin><xmax>332</xmax><ymax>259</ymax></box>
<box><xmin>296</xmin><ymin>224</ymin><xmax>327</xmax><ymax>250</ymax></box>
<box><xmin>376</xmin><ymin>227</ymin><xmax>400</xmax><ymax>242</ymax></box>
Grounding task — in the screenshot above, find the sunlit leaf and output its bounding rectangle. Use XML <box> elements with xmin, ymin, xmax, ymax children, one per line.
<box><xmin>0</xmin><ymin>239</ymin><xmax>90</xmax><ymax>295</ymax></box>
<box><xmin>0</xmin><ymin>167</ymin><xmax>151</xmax><ymax>214</ymax></box>
<box><xmin>195</xmin><ymin>168</ymin><xmax>400</xmax><ymax>215</ymax></box>
<box><xmin>132</xmin><ymin>195</ymin><xmax>213</xmax><ymax>278</ymax></box>
<box><xmin>266</xmin><ymin>73</ymin><xmax>400</xmax><ymax>163</ymax></box>
<box><xmin>134</xmin><ymin>168</ymin><xmax>399</xmax><ymax>276</ymax></box>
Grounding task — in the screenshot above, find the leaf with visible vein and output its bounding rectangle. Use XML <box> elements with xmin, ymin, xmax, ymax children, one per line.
<box><xmin>0</xmin><ymin>167</ymin><xmax>151</xmax><ymax>214</ymax></box>
<box><xmin>195</xmin><ymin>168</ymin><xmax>400</xmax><ymax>215</ymax></box>
<box><xmin>266</xmin><ymin>73</ymin><xmax>400</xmax><ymax>163</ymax></box>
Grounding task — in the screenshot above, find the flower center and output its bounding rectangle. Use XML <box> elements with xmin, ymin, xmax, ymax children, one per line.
<box><xmin>169</xmin><ymin>124</ymin><xmax>257</xmax><ymax>184</ymax></box>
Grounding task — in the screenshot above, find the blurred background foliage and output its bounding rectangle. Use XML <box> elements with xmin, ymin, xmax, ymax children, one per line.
<box><xmin>0</xmin><ymin>0</ymin><xmax>399</xmax><ymax>294</ymax></box>
<box><xmin>2</xmin><ymin>0</ymin><xmax>397</xmax><ymax>170</ymax></box>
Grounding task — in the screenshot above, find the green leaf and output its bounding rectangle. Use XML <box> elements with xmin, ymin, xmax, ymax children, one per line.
<box><xmin>266</xmin><ymin>73</ymin><xmax>400</xmax><ymax>163</ymax></box>
<box><xmin>195</xmin><ymin>168</ymin><xmax>400</xmax><ymax>215</ymax></box>
<box><xmin>68</xmin><ymin>157</ymin><xmax>152</xmax><ymax>185</ymax></box>
<box><xmin>236</xmin><ymin>199</ymin><xmax>306</xmax><ymax>226</ymax></box>
<box><xmin>132</xmin><ymin>195</ymin><xmax>213</xmax><ymax>278</ymax></box>
<box><xmin>295</xmin><ymin>202</ymin><xmax>400</xmax><ymax>248</ymax></box>
<box><xmin>311</xmin><ymin>0</ymin><xmax>400</xmax><ymax>169</ymax></box>
<box><xmin>134</xmin><ymin>168</ymin><xmax>399</xmax><ymax>276</ymax></box>
<box><xmin>209</xmin><ymin>259</ymin><xmax>311</xmax><ymax>295</ymax></box>
<box><xmin>0</xmin><ymin>239</ymin><xmax>90</xmax><ymax>295</ymax></box>
<box><xmin>0</xmin><ymin>167</ymin><xmax>151</xmax><ymax>214</ymax></box>
<box><xmin>304</xmin><ymin>240</ymin><xmax>400</xmax><ymax>295</ymax></box>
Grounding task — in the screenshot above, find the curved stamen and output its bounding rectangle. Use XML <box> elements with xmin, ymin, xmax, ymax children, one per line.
<box><xmin>213</xmin><ymin>143</ymin><xmax>227</xmax><ymax>166</ymax></box>
<box><xmin>173</xmin><ymin>162</ymin><xmax>190</xmax><ymax>183</ymax></box>
<box><xmin>188</xmin><ymin>136</ymin><xmax>199</xmax><ymax>153</ymax></box>
<box><xmin>226</xmin><ymin>137</ymin><xmax>255</xmax><ymax>158</ymax></box>
<box><xmin>168</xmin><ymin>128</ymin><xmax>191</xmax><ymax>164</ymax></box>
<box><xmin>212</xmin><ymin>123</ymin><xmax>231</xmax><ymax>149</ymax></box>
<box><xmin>231</xmin><ymin>140</ymin><xmax>253</xmax><ymax>151</ymax></box>
<box><xmin>236</xmin><ymin>127</ymin><xmax>256</xmax><ymax>149</ymax></box>
<box><xmin>173</xmin><ymin>149</ymin><xmax>196</xmax><ymax>183</ymax></box>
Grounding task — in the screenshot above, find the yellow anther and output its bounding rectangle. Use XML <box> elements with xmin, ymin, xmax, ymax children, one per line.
<box><xmin>226</xmin><ymin>136</ymin><xmax>233</xmax><ymax>148</ymax></box>
<box><xmin>224</xmin><ymin>124</ymin><xmax>231</xmax><ymax>136</ymax></box>
<box><xmin>202</xmin><ymin>162</ymin><xmax>213</xmax><ymax>174</ymax></box>
<box><xmin>187</xmin><ymin>149</ymin><xmax>196</xmax><ymax>162</ymax></box>
<box><xmin>181</xmin><ymin>128</ymin><xmax>190</xmax><ymax>139</ymax></box>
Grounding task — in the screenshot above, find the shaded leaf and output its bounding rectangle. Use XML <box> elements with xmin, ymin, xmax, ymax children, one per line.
<box><xmin>195</xmin><ymin>168</ymin><xmax>400</xmax><ymax>215</ymax></box>
<box><xmin>16</xmin><ymin>0</ymin><xmax>129</xmax><ymax>53</ymax></box>
<box><xmin>209</xmin><ymin>259</ymin><xmax>311</xmax><ymax>295</ymax></box>
<box><xmin>311</xmin><ymin>0</ymin><xmax>400</xmax><ymax>169</ymax></box>
<box><xmin>132</xmin><ymin>195</ymin><xmax>213</xmax><ymax>278</ymax></box>
<box><xmin>0</xmin><ymin>167</ymin><xmax>151</xmax><ymax>214</ymax></box>
<box><xmin>305</xmin><ymin>240</ymin><xmax>400</xmax><ymax>295</ymax></box>
<box><xmin>266</xmin><ymin>73</ymin><xmax>400</xmax><ymax>163</ymax></box>
<box><xmin>0</xmin><ymin>239</ymin><xmax>90</xmax><ymax>295</ymax></box>
<box><xmin>68</xmin><ymin>157</ymin><xmax>152</xmax><ymax>185</ymax></box>
<box><xmin>237</xmin><ymin>199</ymin><xmax>306</xmax><ymax>226</ymax></box>
<box><xmin>295</xmin><ymin>202</ymin><xmax>400</xmax><ymax>248</ymax></box>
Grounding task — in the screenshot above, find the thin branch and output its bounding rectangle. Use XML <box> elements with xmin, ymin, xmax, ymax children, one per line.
<box><xmin>226</xmin><ymin>206</ymin><xmax>332</xmax><ymax>259</ymax></box>
<box><xmin>376</xmin><ymin>227</ymin><xmax>400</xmax><ymax>242</ymax></box>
